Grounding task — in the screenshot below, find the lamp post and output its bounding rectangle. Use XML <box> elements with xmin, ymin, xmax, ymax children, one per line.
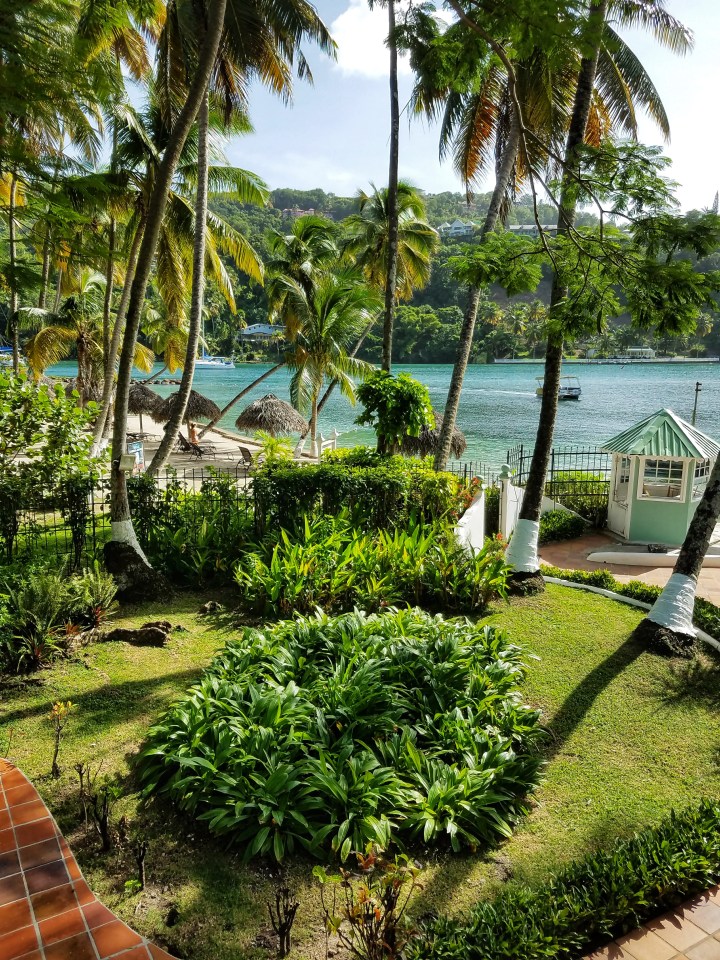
<box><xmin>692</xmin><ymin>381</ymin><xmax>702</xmax><ymax>426</ymax></box>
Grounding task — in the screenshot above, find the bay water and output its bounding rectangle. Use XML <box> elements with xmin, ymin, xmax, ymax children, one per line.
<box><xmin>49</xmin><ymin>360</ymin><xmax>720</xmax><ymax>472</ymax></box>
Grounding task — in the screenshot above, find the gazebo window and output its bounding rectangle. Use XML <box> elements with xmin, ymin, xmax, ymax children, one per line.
<box><xmin>692</xmin><ymin>459</ymin><xmax>711</xmax><ymax>500</ymax></box>
<box><xmin>614</xmin><ymin>456</ymin><xmax>631</xmax><ymax>503</ymax></box>
<box><xmin>640</xmin><ymin>458</ymin><xmax>684</xmax><ymax>499</ymax></box>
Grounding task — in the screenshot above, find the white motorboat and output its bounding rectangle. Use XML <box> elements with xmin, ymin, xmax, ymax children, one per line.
<box><xmin>195</xmin><ymin>354</ymin><xmax>234</xmax><ymax>369</ymax></box>
<box><xmin>535</xmin><ymin>375</ymin><xmax>582</xmax><ymax>400</ymax></box>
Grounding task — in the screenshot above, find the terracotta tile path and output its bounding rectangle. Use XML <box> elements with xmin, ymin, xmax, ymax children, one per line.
<box><xmin>0</xmin><ymin>758</ymin><xmax>176</xmax><ymax>960</ymax></box>
<box><xmin>584</xmin><ymin>887</ymin><xmax>720</xmax><ymax>959</ymax></box>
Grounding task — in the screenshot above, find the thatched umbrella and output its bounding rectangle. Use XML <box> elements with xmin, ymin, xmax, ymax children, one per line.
<box><xmin>128</xmin><ymin>383</ymin><xmax>161</xmax><ymax>434</ymax></box>
<box><xmin>400</xmin><ymin>411</ymin><xmax>468</xmax><ymax>460</ymax></box>
<box><xmin>235</xmin><ymin>394</ymin><xmax>309</xmax><ymax>436</ymax></box>
<box><xmin>153</xmin><ymin>389</ymin><xmax>221</xmax><ymax>426</ymax></box>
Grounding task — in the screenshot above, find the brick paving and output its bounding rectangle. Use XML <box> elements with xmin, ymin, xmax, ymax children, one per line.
<box><xmin>540</xmin><ymin>532</ymin><xmax>720</xmax><ymax>604</ymax></box>
<box><xmin>584</xmin><ymin>887</ymin><xmax>720</xmax><ymax>959</ymax></box>
<box><xmin>0</xmin><ymin>758</ymin><xmax>176</xmax><ymax>960</ymax></box>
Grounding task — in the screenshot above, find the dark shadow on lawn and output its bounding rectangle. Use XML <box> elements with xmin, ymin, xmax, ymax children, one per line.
<box><xmin>0</xmin><ymin>668</ymin><xmax>203</xmax><ymax>731</ymax></box>
<box><xmin>658</xmin><ymin>657</ymin><xmax>720</xmax><ymax>710</ymax></box>
<box><xmin>543</xmin><ymin>632</ymin><xmax>645</xmax><ymax>760</ymax></box>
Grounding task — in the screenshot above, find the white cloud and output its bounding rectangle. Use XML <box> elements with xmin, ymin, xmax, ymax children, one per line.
<box><xmin>329</xmin><ymin>0</ymin><xmax>412</xmax><ymax>78</ymax></box>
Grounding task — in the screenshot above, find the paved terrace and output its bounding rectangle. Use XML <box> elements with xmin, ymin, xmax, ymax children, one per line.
<box><xmin>0</xmin><ymin>759</ymin><xmax>176</xmax><ymax>960</ymax></box>
<box><xmin>540</xmin><ymin>532</ymin><xmax>720</xmax><ymax>605</ymax></box>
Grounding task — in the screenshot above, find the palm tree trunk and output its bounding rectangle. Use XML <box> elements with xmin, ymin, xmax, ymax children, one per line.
<box><xmin>76</xmin><ymin>334</ymin><xmax>91</xmax><ymax>408</ymax></box>
<box><xmin>53</xmin><ymin>270</ymin><xmax>64</xmax><ymax>313</ymax></box>
<box><xmin>381</xmin><ymin>0</ymin><xmax>400</xmax><ymax>373</ymax></box>
<box><xmin>108</xmin><ymin>0</ymin><xmax>227</xmax><ymax>574</ymax></box>
<box><xmin>434</xmin><ymin>111</ymin><xmax>521</xmax><ymax>471</ymax></box>
<box><xmin>102</xmin><ymin>217</ymin><xmax>116</xmax><ymax>382</ymax></box>
<box><xmin>148</xmin><ymin>89</ymin><xmax>210</xmax><ymax>476</ymax></box>
<box><xmin>309</xmin><ymin>393</ymin><xmax>319</xmax><ymax>458</ymax></box>
<box><xmin>636</xmin><ymin>457</ymin><xmax>720</xmax><ymax>653</ymax></box>
<box><xmin>297</xmin><ymin>317</ymin><xmax>376</xmax><ymax>443</ymax></box>
<box><xmin>505</xmin><ymin>0</ymin><xmax>607</xmax><ymax>587</ymax></box>
<box><xmin>8</xmin><ymin>174</ymin><xmax>19</xmax><ymax>373</ymax></box>
<box><xmin>92</xmin><ymin>217</ymin><xmax>145</xmax><ymax>450</ymax></box>
<box><xmin>197</xmin><ymin>360</ymin><xmax>286</xmax><ymax>439</ymax></box>
<box><xmin>38</xmin><ymin>224</ymin><xmax>52</xmax><ymax>310</ymax></box>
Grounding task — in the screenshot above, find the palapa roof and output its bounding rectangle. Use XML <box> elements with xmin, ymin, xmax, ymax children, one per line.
<box><xmin>235</xmin><ymin>394</ymin><xmax>308</xmax><ymax>436</ymax></box>
<box><xmin>127</xmin><ymin>383</ymin><xmax>161</xmax><ymax>415</ymax></box>
<box><xmin>602</xmin><ymin>409</ymin><xmax>719</xmax><ymax>460</ymax></box>
<box><xmin>400</xmin><ymin>411</ymin><xmax>468</xmax><ymax>460</ymax></box>
<box><xmin>153</xmin><ymin>389</ymin><xmax>221</xmax><ymax>424</ymax></box>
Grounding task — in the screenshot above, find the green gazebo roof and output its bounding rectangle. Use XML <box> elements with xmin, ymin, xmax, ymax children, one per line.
<box><xmin>602</xmin><ymin>409</ymin><xmax>720</xmax><ymax>460</ymax></box>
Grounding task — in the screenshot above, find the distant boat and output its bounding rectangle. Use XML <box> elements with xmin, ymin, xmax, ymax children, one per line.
<box><xmin>195</xmin><ymin>354</ymin><xmax>234</xmax><ymax>369</ymax></box>
<box><xmin>536</xmin><ymin>375</ymin><xmax>582</xmax><ymax>400</ymax></box>
<box><xmin>196</xmin><ymin>320</ymin><xmax>234</xmax><ymax>368</ymax></box>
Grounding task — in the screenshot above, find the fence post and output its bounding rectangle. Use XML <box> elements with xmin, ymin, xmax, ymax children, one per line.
<box><xmin>499</xmin><ymin>464</ymin><xmax>512</xmax><ymax>538</ymax></box>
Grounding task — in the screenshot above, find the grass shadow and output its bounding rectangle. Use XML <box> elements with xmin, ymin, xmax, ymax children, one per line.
<box><xmin>0</xmin><ymin>669</ymin><xmax>203</xmax><ymax>732</ymax></box>
<box><xmin>543</xmin><ymin>632</ymin><xmax>645</xmax><ymax>760</ymax></box>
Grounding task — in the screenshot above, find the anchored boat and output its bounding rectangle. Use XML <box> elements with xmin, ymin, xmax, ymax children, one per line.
<box><xmin>536</xmin><ymin>375</ymin><xmax>582</xmax><ymax>400</ymax></box>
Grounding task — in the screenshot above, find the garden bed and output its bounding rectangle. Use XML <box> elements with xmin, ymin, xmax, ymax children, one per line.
<box><xmin>2</xmin><ymin>586</ymin><xmax>720</xmax><ymax>959</ymax></box>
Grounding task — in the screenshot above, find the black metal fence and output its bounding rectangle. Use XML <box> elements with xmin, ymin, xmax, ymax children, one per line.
<box><xmin>445</xmin><ymin>459</ymin><xmax>500</xmax><ymax>487</ymax></box>
<box><xmin>1</xmin><ymin>466</ymin><xmax>253</xmax><ymax>569</ymax></box>
<box><xmin>506</xmin><ymin>443</ymin><xmax>611</xmax><ymax>521</ymax></box>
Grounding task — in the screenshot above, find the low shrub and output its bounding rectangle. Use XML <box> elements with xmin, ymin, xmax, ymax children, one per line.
<box><xmin>128</xmin><ymin>469</ymin><xmax>255</xmax><ymax>587</ymax></box>
<box><xmin>541</xmin><ymin>564</ymin><xmax>720</xmax><ymax>645</ymax></box>
<box><xmin>409</xmin><ymin>799</ymin><xmax>720</xmax><ymax>960</ymax></box>
<box><xmin>253</xmin><ymin>449</ymin><xmax>469</xmax><ymax>535</ymax></box>
<box><xmin>234</xmin><ymin>514</ymin><xmax>508</xmax><ymax>616</ymax></box>
<box><xmin>137</xmin><ymin>609</ymin><xmax>544</xmax><ymax>861</ymax></box>
<box><xmin>545</xmin><ymin>470</ymin><xmax>609</xmax><ymax>527</ymax></box>
<box><xmin>485</xmin><ymin>484</ymin><xmax>500</xmax><ymax>536</ymax></box>
<box><xmin>0</xmin><ymin>562</ymin><xmax>118</xmax><ymax>673</ymax></box>
<box><xmin>538</xmin><ymin>509</ymin><xmax>588</xmax><ymax>545</ymax></box>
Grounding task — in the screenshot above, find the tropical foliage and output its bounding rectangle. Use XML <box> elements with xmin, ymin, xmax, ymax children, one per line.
<box><xmin>235</xmin><ymin>513</ymin><xmax>509</xmax><ymax>616</ymax></box>
<box><xmin>137</xmin><ymin>608</ymin><xmax>544</xmax><ymax>860</ymax></box>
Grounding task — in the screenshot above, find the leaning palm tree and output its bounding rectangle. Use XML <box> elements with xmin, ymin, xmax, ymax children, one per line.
<box><xmin>634</xmin><ymin>455</ymin><xmax>720</xmax><ymax>654</ymax></box>
<box><xmin>282</xmin><ymin>273</ymin><xmax>380</xmax><ymax>454</ymax></box>
<box><xmin>505</xmin><ymin>0</ymin><xmax>692</xmax><ymax>588</ymax></box>
<box><xmin>406</xmin><ymin>0</ymin><xmax>691</xmax><ymax>471</ymax></box>
<box><xmin>199</xmin><ymin>214</ymin><xmax>340</xmax><ymax>439</ymax></box>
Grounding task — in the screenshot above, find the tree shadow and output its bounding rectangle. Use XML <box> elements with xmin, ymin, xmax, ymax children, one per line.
<box><xmin>0</xmin><ymin>669</ymin><xmax>204</xmax><ymax>732</ymax></box>
<box><xmin>543</xmin><ymin>631</ymin><xmax>646</xmax><ymax>761</ymax></box>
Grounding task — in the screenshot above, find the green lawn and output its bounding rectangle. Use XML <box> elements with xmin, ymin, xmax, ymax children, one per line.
<box><xmin>2</xmin><ymin>585</ymin><xmax>720</xmax><ymax>959</ymax></box>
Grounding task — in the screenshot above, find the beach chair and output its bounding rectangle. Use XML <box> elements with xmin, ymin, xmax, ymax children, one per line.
<box><xmin>238</xmin><ymin>446</ymin><xmax>264</xmax><ymax>473</ymax></box>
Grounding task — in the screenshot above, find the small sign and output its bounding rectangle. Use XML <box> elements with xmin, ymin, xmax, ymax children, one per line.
<box><xmin>126</xmin><ymin>440</ymin><xmax>145</xmax><ymax>474</ymax></box>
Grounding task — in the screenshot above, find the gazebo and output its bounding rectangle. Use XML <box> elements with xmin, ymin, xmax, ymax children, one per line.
<box><xmin>601</xmin><ymin>409</ymin><xmax>719</xmax><ymax>544</ymax></box>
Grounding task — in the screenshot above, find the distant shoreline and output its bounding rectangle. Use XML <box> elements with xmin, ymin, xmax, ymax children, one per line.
<box><xmin>494</xmin><ymin>357</ymin><xmax>720</xmax><ymax>365</ymax></box>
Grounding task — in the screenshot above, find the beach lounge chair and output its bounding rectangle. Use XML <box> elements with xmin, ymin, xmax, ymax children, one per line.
<box><xmin>176</xmin><ymin>433</ymin><xmax>218</xmax><ymax>459</ymax></box>
<box><xmin>238</xmin><ymin>446</ymin><xmax>264</xmax><ymax>473</ymax></box>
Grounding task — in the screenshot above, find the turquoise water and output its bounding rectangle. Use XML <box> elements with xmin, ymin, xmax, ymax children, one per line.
<box><xmin>48</xmin><ymin>360</ymin><xmax>720</xmax><ymax>471</ymax></box>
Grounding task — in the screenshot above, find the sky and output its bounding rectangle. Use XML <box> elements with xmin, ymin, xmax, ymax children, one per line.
<box><xmin>225</xmin><ymin>0</ymin><xmax>720</xmax><ymax>211</ymax></box>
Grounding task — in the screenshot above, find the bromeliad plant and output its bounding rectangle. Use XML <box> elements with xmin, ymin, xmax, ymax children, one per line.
<box><xmin>234</xmin><ymin>512</ymin><xmax>508</xmax><ymax>616</ymax></box>
<box><xmin>137</xmin><ymin>609</ymin><xmax>543</xmax><ymax>861</ymax></box>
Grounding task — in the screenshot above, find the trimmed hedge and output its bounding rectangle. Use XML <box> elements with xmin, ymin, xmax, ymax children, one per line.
<box><xmin>410</xmin><ymin>800</ymin><xmax>720</xmax><ymax>960</ymax></box>
<box><xmin>252</xmin><ymin>451</ymin><xmax>466</xmax><ymax>534</ymax></box>
<box><xmin>541</xmin><ymin>564</ymin><xmax>720</xmax><ymax>644</ymax></box>
<box><xmin>538</xmin><ymin>510</ymin><xmax>588</xmax><ymax>545</ymax></box>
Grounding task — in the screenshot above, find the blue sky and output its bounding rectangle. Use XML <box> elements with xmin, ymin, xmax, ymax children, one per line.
<box><xmin>226</xmin><ymin>0</ymin><xmax>720</xmax><ymax>211</ymax></box>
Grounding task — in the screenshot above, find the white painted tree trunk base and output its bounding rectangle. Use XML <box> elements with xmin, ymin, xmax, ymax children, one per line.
<box><xmin>646</xmin><ymin>572</ymin><xmax>697</xmax><ymax>637</ymax></box>
<box><xmin>505</xmin><ymin>519</ymin><xmax>540</xmax><ymax>573</ymax></box>
<box><xmin>111</xmin><ymin>520</ymin><xmax>150</xmax><ymax>566</ymax></box>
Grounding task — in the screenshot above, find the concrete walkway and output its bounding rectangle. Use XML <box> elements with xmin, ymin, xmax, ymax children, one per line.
<box><xmin>585</xmin><ymin>886</ymin><xmax>720</xmax><ymax>959</ymax></box>
<box><xmin>0</xmin><ymin>758</ymin><xmax>176</xmax><ymax>960</ymax></box>
<box><xmin>540</xmin><ymin>533</ymin><xmax>720</xmax><ymax>605</ymax></box>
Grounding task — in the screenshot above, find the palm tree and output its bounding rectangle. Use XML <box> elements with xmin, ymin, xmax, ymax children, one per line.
<box><xmin>108</xmin><ymin>0</ymin><xmax>335</xmax><ymax>577</ymax></box>
<box><xmin>282</xmin><ymin>273</ymin><xmax>379</xmax><ymax>454</ymax></box>
<box><xmin>24</xmin><ymin>269</ymin><xmax>153</xmax><ymax>404</ymax></box>
<box><xmin>199</xmin><ymin>214</ymin><xmax>340</xmax><ymax>439</ymax></box>
<box><xmin>342</xmin><ymin>182</ymin><xmax>438</xmax><ymax>303</ymax></box>
<box><xmin>634</xmin><ymin>456</ymin><xmax>720</xmax><ymax>653</ymax></box>
<box><xmin>415</xmin><ymin>0</ymin><xmax>690</xmax><ymax>470</ymax></box>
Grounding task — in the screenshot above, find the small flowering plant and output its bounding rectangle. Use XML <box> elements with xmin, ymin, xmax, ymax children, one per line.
<box><xmin>314</xmin><ymin>845</ymin><xmax>423</xmax><ymax>960</ymax></box>
<box><xmin>49</xmin><ymin>700</ymin><xmax>75</xmax><ymax>779</ymax></box>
